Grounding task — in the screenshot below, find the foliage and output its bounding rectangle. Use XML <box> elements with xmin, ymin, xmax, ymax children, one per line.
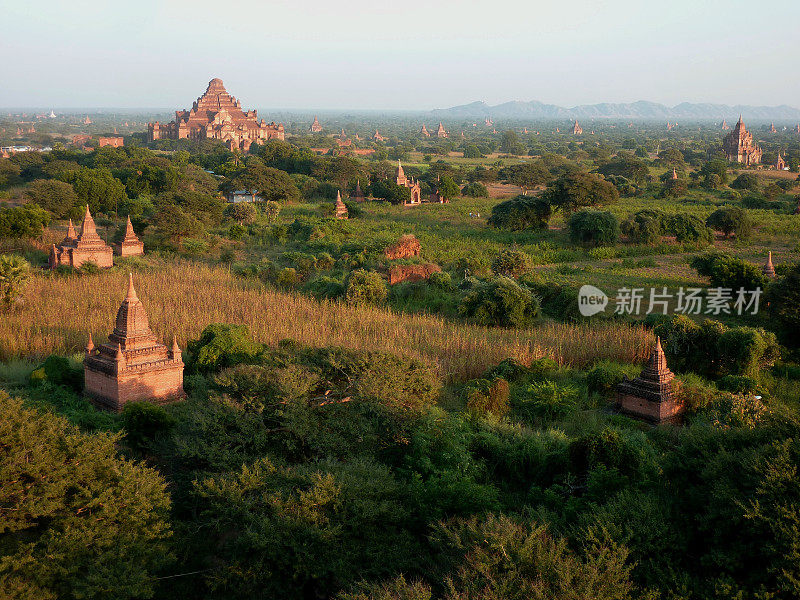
<box><xmin>766</xmin><ymin>262</ymin><xmax>800</xmax><ymax>346</ymax></box>
<box><xmin>461</xmin><ymin>182</ymin><xmax>488</xmax><ymax>197</ymax></box>
<box><xmin>706</xmin><ymin>206</ymin><xmax>753</xmax><ymax>239</ymax></box>
<box><xmin>690</xmin><ymin>250</ymin><xmax>767</xmax><ymax>290</ymax></box>
<box><xmin>24</xmin><ymin>178</ymin><xmax>80</xmax><ymax>217</ymax></box>
<box><xmin>568</xmin><ymin>209</ymin><xmax>620</xmax><ymax>246</ymax></box>
<box><xmin>224</xmin><ymin>202</ymin><xmax>257</xmax><ymax>225</ymax></box>
<box><xmin>466</xmin><ymin>377</ymin><xmax>510</xmax><ymax>417</ymax></box>
<box><xmin>0</xmin><ymin>203</ymin><xmax>50</xmax><ymax>238</ymax></box>
<box><xmin>491</xmin><ymin>249</ymin><xmax>531</xmax><ymax>278</ymax></box>
<box><xmin>487</xmin><ymin>195</ymin><xmax>551</xmax><ymax>231</ymax></box>
<box><xmin>0</xmin><ymin>392</ymin><xmax>172</xmax><ymax>599</ymax></box>
<box><xmin>620</xmin><ymin>210</ymin><xmax>662</xmax><ymax>245</ymax></box>
<box><xmin>459</xmin><ymin>276</ymin><xmax>541</xmax><ymax>328</ymax></box>
<box><xmin>663</xmin><ymin>213</ymin><xmax>713</xmax><ymax>244</ymax></box>
<box><xmin>187</xmin><ymin>323</ymin><xmax>263</xmax><ymax>373</ymax></box>
<box><xmin>345</xmin><ymin>269</ymin><xmax>388</xmax><ymax>305</ymax></box>
<box><xmin>521</xmin><ymin>379</ymin><xmax>580</xmax><ymax>419</ymax></box>
<box><xmin>543</xmin><ymin>172</ymin><xmax>619</xmax><ymax>213</ymax></box>
<box><xmin>0</xmin><ymin>254</ymin><xmax>31</xmax><ymax>309</ymax></box>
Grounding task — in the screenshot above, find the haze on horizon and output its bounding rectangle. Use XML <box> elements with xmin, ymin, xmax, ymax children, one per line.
<box><xmin>1</xmin><ymin>0</ymin><xmax>798</xmax><ymax>111</ymax></box>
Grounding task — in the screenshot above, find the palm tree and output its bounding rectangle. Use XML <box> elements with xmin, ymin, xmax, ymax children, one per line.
<box><xmin>0</xmin><ymin>254</ymin><xmax>31</xmax><ymax>309</ymax></box>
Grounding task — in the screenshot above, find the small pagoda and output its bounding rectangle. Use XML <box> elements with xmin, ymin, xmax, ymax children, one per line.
<box><xmin>49</xmin><ymin>206</ymin><xmax>113</xmax><ymax>269</ymax></box>
<box><xmin>420</xmin><ymin>124</ymin><xmax>430</xmax><ymax>137</ymax></box>
<box><xmin>116</xmin><ymin>216</ymin><xmax>144</xmax><ymax>257</ymax></box>
<box><xmin>436</xmin><ymin>122</ymin><xmax>448</xmax><ymax>138</ymax></box>
<box><xmin>351</xmin><ymin>180</ymin><xmax>365</xmax><ymax>202</ymax></box>
<box><xmin>572</xmin><ymin>120</ymin><xmax>583</xmax><ymax>135</ymax></box>
<box><xmin>334</xmin><ymin>190</ymin><xmax>348</xmax><ymax>219</ymax></box>
<box><xmin>616</xmin><ymin>338</ymin><xmax>684</xmax><ymax>425</ymax></box>
<box><xmin>310</xmin><ymin>115</ymin><xmax>323</xmax><ymax>133</ymax></box>
<box><xmin>84</xmin><ymin>274</ymin><xmax>184</xmax><ymax>412</ymax></box>
<box><xmin>762</xmin><ymin>251</ymin><xmax>776</xmax><ymax>278</ymax></box>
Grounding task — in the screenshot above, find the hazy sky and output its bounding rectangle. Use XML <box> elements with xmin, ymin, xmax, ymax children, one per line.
<box><xmin>1</xmin><ymin>0</ymin><xmax>798</xmax><ymax>110</ymax></box>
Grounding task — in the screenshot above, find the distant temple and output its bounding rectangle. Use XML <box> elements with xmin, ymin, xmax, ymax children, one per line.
<box><xmin>616</xmin><ymin>338</ymin><xmax>684</xmax><ymax>425</ymax></box>
<box><xmin>84</xmin><ymin>274</ymin><xmax>184</xmax><ymax>412</ymax></box>
<box><xmin>351</xmin><ymin>179</ymin><xmax>365</xmax><ymax>202</ymax></box>
<box><xmin>396</xmin><ymin>160</ymin><xmax>421</xmax><ymax>206</ymax></box>
<box><xmin>334</xmin><ymin>190</ymin><xmax>348</xmax><ymax>219</ymax></box>
<box><xmin>775</xmin><ymin>152</ymin><xmax>786</xmax><ymax>170</ymax></box>
<box><xmin>420</xmin><ymin>124</ymin><xmax>430</xmax><ymax>137</ymax></box>
<box><xmin>769</xmin><ymin>122</ymin><xmax>777</xmax><ymax>133</ymax></box>
<box><xmin>436</xmin><ymin>122</ymin><xmax>448</xmax><ymax>138</ymax></box>
<box><xmin>116</xmin><ymin>217</ymin><xmax>144</xmax><ymax>257</ymax></box>
<box><xmin>147</xmin><ymin>78</ymin><xmax>284</xmax><ymax>152</ymax></box>
<box><xmin>372</xmin><ymin>129</ymin><xmax>385</xmax><ymax>142</ymax></box>
<box><xmin>98</xmin><ymin>137</ymin><xmax>124</xmax><ymax>148</ymax></box>
<box><xmin>572</xmin><ymin>120</ymin><xmax>583</xmax><ymax>135</ymax></box>
<box><xmin>762</xmin><ymin>251</ymin><xmax>776</xmax><ymax>278</ymax></box>
<box><xmin>721</xmin><ymin>119</ymin><xmax>730</xmax><ymax>130</ymax></box>
<box><xmin>723</xmin><ymin>116</ymin><xmax>762</xmax><ymax>165</ymax></box>
<box><xmin>49</xmin><ymin>207</ymin><xmax>113</xmax><ymax>269</ymax></box>
<box><xmin>310</xmin><ymin>115</ymin><xmax>323</xmax><ymax>133</ymax></box>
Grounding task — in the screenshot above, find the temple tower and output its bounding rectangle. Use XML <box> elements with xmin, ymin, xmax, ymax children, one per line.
<box><xmin>84</xmin><ymin>274</ymin><xmax>184</xmax><ymax>411</ymax></box>
<box><xmin>762</xmin><ymin>251</ymin><xmax>776</xmax><ymax>278</ymax></box>
<box><xmin>310</xmin><ymin>115</ymin><xmax>322</xmax><ymax>133</ymax></box>
<box><xmin>116</xmin><ymin>216</ymin><xmax>144</xmax><ymax>257</ymax></box>
<box><xmin>616</xmin><ymin>338</ymin><xmax>684</xmax><ymax>424</ymax></box>
<box><xmin>723</xmin><ymin>116</ymin><xmax>762</xmax><ymax>165</ymax></box>
<box><xmin>49</xmin><ymin>207</ymin><xmax>114</xmax><ymax>269</ymax></box>
<box><xmin>335</xmin><ymin>190</ymin><xmax>348</xmax><ymax>219</ymax></box>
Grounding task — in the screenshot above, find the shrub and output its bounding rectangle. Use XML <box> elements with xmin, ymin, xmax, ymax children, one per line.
<box><xmin>344</xmin><ymin>269</ymin><xmax>388</xmax><ymax>305</ymax></box>
<box><xmin>487</xmin><ymin>195</ymin><xmax>551</xmax><ymax>230</ymax></box>
<box><xmin>717</xmin><ymin>375</ymin><xmax>759</xmax><ymax>394</ymax></box>
<box><xmin>491</xmin><ymin>249</ymin><xmax>531</xmax><ymax>278</ymax></box>
<box><xmin>621</xmin><ymin>210</ymin><xmax>663</xmax><ymax>245</ymax></box>
<box><xmin>690</xmin><ymin>250</ymin><xmax>767</xmax><ymax>290</ymax></box>
<box><xmin>706</xmin><ymin>206</ymin><xmax>753</xmax><ymax>239</ymax></box>
<box><xmin>663</xmin><ymin>214</ymin><xmax>713</xmax><ymax>244</ymax></box>
<box><xmin>304</xmin><ymin>275</ymin><xmax>345</xmax><ymax>300</ymax></box>
<box><xmin>543</xmin><ymin>171</ymin><xmax>620</xmax><ymax>213</ymax></box>
<box><xmin>0</xmin><ymin>203</ymin><xmax>51</xmax><ymax>238</ymax></box>
<box><xmin>766</xmin><ymin>262</ymin><xmax>800</xmax><ymax>347</ymax></box>
<box><xmin>522</xmin><ymin>379</ymin><xmax>580</xmax><ymax>418</ymax></box>
<box><xmin>461</xmin><ymin>182</ymin><xmax>488</xmax><ymax>197</ymax></box>
<box><xmin>276</xmin><ymin>267</ymin><xmax>299</xmax><ymax>289</ymax></box>
<box><xmin>730</xmin><ymin>172</ymin><xmax>760</xmax><ymax>191</ymax></box>
<box><xmin>28</xmin><ymin>355</ymin><xmax>82</xmax><ymax>391</ymax></box>
<box><xmin>0</xmin><ymin>254</ymin><xmax>31</xmax><ymax>309</ymax></box>
<box><xmin>586</xmin><ymin>361</ymin><xmax>636</xmax><ymax>395</ymax></box>
<box><xmin>427</xmin><ymin>271</ymin><xmax>454</xmax><ymax>290</ymax></box>
<box><xmin>459</xmin><ymin>276</ymin><xmax>540</xmax><ymax>328</ymax></box>
<box><xmin>466</xmin><ymin>377</ymin><xmax>510</xmax><ymax>417</ymax></box>
<box><xmin>187</xmin><ymin>323</ymin><xmax>262</xmax><ymax>373</ymax></box>
<box><xmin>707</xmin><ymin>392</ymin><xmax>769</xmax><ymax>429</ymax></box>
<box><xmin>568</xmin><ymin>209</ymin><xmax>620</xmax><ymax>246</ymax></box>
<box><xmin>121</xmin><ymin>402</ymin><xmax>176</xmax><ymax>450</ymax></box>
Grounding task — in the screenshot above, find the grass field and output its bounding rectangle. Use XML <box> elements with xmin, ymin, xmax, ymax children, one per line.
<box><xmin>0</xmin><ymin>263</ymin><xmax>654</xmax><ymax>381</ymax></box>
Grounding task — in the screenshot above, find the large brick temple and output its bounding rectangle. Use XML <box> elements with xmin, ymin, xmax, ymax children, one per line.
<box><xmin>723</xmin><ymin>116</ymin><xmax>762</xmax><ymax>165</ymax></box>
<box><xmin>616</xmin><ymin>337</ymin><xmax>684</xmax><ymax>425</ymax></box>
<box><xmin>49</xmin><ymin>206</ymin><xmax>113</xmax><ymax>269</ymax></box>
<box><xmin>147</xmin><ymin>78</ymin><xmax>284</xmax><ymax>152</ymax></box>
<box><xmin>84</xmin><ymin>274</ymin><xmax>184</xmax><ymax>411</ymax></box>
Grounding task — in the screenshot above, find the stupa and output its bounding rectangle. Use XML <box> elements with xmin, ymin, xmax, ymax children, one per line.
<box><xmin>395</xmin><ymin>160</ymin><xmax>421</xmax><ymax>205</ymax></box>
<box><xmin>49</xmin><ymin>207</ymin><xmax>114</xmax><ymax>269</ymax></box>
<box><xmin>334</xmin><ymin>190</ymin><xmax>348</xmax><ymax>219</ymax></box>
<box><xmin>762</xmin><ymin>251</ymin><xmax>776</xmax><ymax>278</ymax></box>
<box><xmin>572</xmin><ymin>120</ymin><xmax>583</xmax><ymax>135</ymax></box>
<box><xmin>420</xmin><ymin>124</ymin><xmax>430</xmax><ymax>137</ymax></box>
<box><xmin>723</xmin><ymin>116</ymin><xmax>762</xmax><ymax>165</ymax></box>
<box><xmin>436</xmin><ymin>122</ymin><xmax>448</xmax><ymax>138</ymax></box>
<box><xmin>116</xmin><ymin>216</ymin><xmax>144</xmax><ymax>257</ymax></box>
<box><xmin>351</xmin><ymin>179</ymin><xmax>365</xmax><ymax>202</ymax></box>
<box><xmin>616</xmin><ymin>338</ymin><xmax>684</xmax><ymax>424</ymax></box>
<box><xmin>310</xmin><ymin>115</ymin><xmax>323</xmax><ymax>133</ymax></box>
<box><xmin>84</xmin><ymin>274</ymin><xmax>185</xmax><ymax>411</ymax></box>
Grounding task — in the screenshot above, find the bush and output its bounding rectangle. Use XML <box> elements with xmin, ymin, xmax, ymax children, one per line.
<box><xmin>187</xmin><ymin>323</ymin><xmax>262</xmax><ymax>373</ymax></box>
<box><xmin>304</xmin><ymin>275</ymin><xmax>345</xmax><ymax>300</ymax></box>
<box><xmin>0</xmin><ymin>203</ymin><xmax>51</xmax><ymax>238</ymax></box>
<box><xmin>543</xmin><ymin>171</ymin><xmax>620</xmax><ymax>213</ymax></box>
<box><xmin>461</xmin><ymin>182</ymin><xmax>488</xmax><ymax>197</ymax></box>
<box><xmin>427</xmin><ymin>271</ymin><xmax>454</xmax><ymax>290</ymax></box>
<box><xmin>276</xmin><ymin>267</ymin><xmax>299</xmax><ymax>288</ymax></box>
<box><xmin>521</xmin><ymin>379</ymin><xmax>580</xmax><ymax>419</ymax></box>
<box><xmin>766</xmin><ymin>262</ymin><xmax>800</xmax><ymax>347</ymax></box>
<box><xmin>121</xmin><ymin>402</ymin><xmax>176</xmax><ymax>450</ymax></box>
<box><xmin>621</xmin><ymin>210</ymin><xmax>663</xmax><ymax>245</ymax></box>
<box><xmin>730</xmin><ymin>172</ymin><xmax>760</xmax><ymax>191</ymax></box>
<box><xmin>568</xmin><ymin>209</ymin><xmax>620</xmax><ymax>246</ymax></box>
<box><xmin>487</xmin><ymin>194</ymin><xmax>552</xmax><ymax>231</ymax></box>
<box><xmin>459</xmin><ymin>276</ymin><xmax>541</xmax><ymax>328</ymax></box>
<box><xmin>706</xmin><ymin>206</ymin><xmax>753</xmax><ymax>239</ymax></box>
<box><xmin>344</xmin><ymin>269</ymin><xmax>388</xmax><ymax>305</ymax></box>
<box><xmin>717</xmin><ymin>375</ymin><xmax>759</xmax><ymax>394</ymax></box>
<box><xmin>28</xmin><ymin>355</ymin><xmax>82</xmax><ymax>391</ymax></box>
<box><xmin>466</xmin><ymin>377</ymin><xmax>510</xmax><ymax>417</ymax></box>
<box><xmin>491</xmin><ymin>249</ymin><xmax>531</xmax><ymax>278</ymax></box>
<box><xmin>586</xmin><ymin>361</ymin><xmax>636</xmax><ymax>395</ymax></box>
<box><xmin>690</xmin><ymin>250</ymin><xmax>767</xmax><ymax>290</ymax></box>
<box><xmin>663</xmin><ymin>214</ymin><xmax>713</xmax><ymax>244</ymax></box>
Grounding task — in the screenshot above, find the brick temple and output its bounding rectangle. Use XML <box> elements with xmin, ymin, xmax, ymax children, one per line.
<box><xmin>334</xmin><ymin>190</ymin><xmax>348</xmax><ymax>219</ymax></box>
<box><xmin>147</xmin><ymin>78</ymin><xmax>284</xmax><ymax>152</ymax></box>
<box><xmin>723</xmin><ymin>116</ymin><xmax>762</xmax><ymax>165</ymax></box>
<box><xmin>309</xmin><ymin>115</ymin><xmax>322</xmax><ymax>133</ymax></box>
<box><xmin>116</xmin><ymin>216</ymin><xmax>144</xmax><ymax>257</ymax></box>
<box><xmin>49</xmin><ymin>207</ymin><xmax>114</xmax><ymax>269</ymax></box>
<box><xmin>572</xmin><ymin>120</ymin><xmax>583</xmax><ymax>135</ymax></box>
<box><xmin>396</xmin><ymin>160</ymin><xmax>421</xmax><ymax>205</ymax></box>
<box><xmin>84</xmin><ymin>274</ymin><xmax>184</xmax><ymax>412</ymax></box>
<box><xmin>616</xmin><ymin>338</ymin><xmax>684</xmax><ymax>425</ymax></box>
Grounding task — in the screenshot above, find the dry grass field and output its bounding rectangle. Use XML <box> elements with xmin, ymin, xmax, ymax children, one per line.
<box><xmin>0</xmin><ymin>262</ymin><xmax>653</xmax><ymax>381</ymax></box>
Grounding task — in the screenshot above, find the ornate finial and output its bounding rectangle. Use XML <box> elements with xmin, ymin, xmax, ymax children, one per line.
<box><xmin>85</xmin><ymin>333</ymin><xmax>94</xmax><ymax>354</ymax></box>
<box><xmin>171</xmin><ymin>335</ymin><xmax>181</xmax><ymax>356</ymax></box>
<box><xmin>66</xmin><ymin>219</ymin><xmax>76</xmax><ymax>238</ymax></box>
<box><xmin>655</xmin><ymin>336</ymin><xmax>663</xmax><ymax>353</ymax></box>
<box><xmin>115</xmin><ymin>342</ymin><xmax>124</xmax><ymax>362</ymax></box>
<box><xmin>125</xmin><ymin>273</ymin><xmax>138</xmax><ymax>302</ymax></box>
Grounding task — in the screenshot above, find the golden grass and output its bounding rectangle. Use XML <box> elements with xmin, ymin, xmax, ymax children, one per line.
<box><xmin>0</xmin><ymin>263</ymin><xmax>654</xmax><ymax>382</ymax></box>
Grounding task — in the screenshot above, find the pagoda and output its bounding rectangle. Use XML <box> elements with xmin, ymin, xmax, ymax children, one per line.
<box><xmin>334</xmin><ymin>190</ymin><xmax>349</xmax><ymax>219</ymax></box>
<box><xmin>762</xmin><ymin>251</ymin><xmax>776</xmax><ymax>278</ymax></box>
<box><xmin>572</xmin><ymin>120</ymin><xmax>583</xmax><ymax>135</ymax></box>
<box><xmin>420</xmin><ymin>124</ymin><xmax>430</xmax><ymax>137</ymax></box>
<box><xmin>436</xmin><ymin>122</ymin><xmax>448</xmax><ymax>138</ymax></box>
<box><xmin>116</xmin><ymin>216</ymin><xmax>144</xmax><ymax>257</ymax></box>
<box><xmin>721</xmin><ymin>119</ymin><xmax>730</xmax><ymax>130</ymax></box>
<box><xmin>310</xmin><ymin>115</ymin><xmax>323</xmax><ymax>133</ymax></box>
<box><xmin>84</xmin><ymin>274</ymin><xmax>184</xmax><ymax>412</ymax></box>
<box><xmin>147</xmin><ymin>78</ymin><xmax>284</xmax><ymax>152</ymax></box>
<box><xmin>351</xmin><ymin>179</ymin><xmax>365</xmax><ymax>202</ymax></box>
<box><xmin>723</xmin><ymin>116</ymin><xmax>762</xmax><ymax>165</ymax></box>
<box><xmin>616</xmin><ymin>338</ymin><xmax>684</xmax><ymax>425</ymax></box>
<box><xmin>49</xmin><ymin>207</ymin><xmax>114</xmax><ymax>269</ymax></box>
<box><xmin>395</xmin><ymin>161</ymin><xmax>421</xmax><ymax>205</ymax></box>
<box><xmin>372</xmin><ymin>129</ymin><xmax>385</xmax><ymax>142</ymax></box>
<box><xmin>775</xmin><ymin>152</ymin><xmax>786</xmax><ymax>171</ymax></box>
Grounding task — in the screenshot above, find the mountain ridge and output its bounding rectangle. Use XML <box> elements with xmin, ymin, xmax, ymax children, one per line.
<box><xmin>431</xmin><ymin>100</ymin><xmax>800</xmax><ymax>121</ymax></box>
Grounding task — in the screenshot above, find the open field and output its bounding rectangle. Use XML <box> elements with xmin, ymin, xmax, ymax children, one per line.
<box><xmin>0</xmin><ymin>263</ymin><xmax>654</xmax><ymax>380</ymax></box>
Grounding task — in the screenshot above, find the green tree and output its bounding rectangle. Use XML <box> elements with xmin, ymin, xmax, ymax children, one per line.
<box><xmin>621</xmin><ymin>210</ymin><xmax>663</xmax><ymax>245</ymax></box>
<box><xmin>730</xmin><ymin>172</ymin><xmax>760</xmax><ymax>191</ymax></box>
<box><xmin>706</xmin><ymin>206</ymin><xmax>753</xmax><ymax>239</ymax></box>
<box><xmin>345</xmin><ymin>269</ymin><xmax>388</xmax><ymax>305</ymax></box>
<box><xmin>488</xmin><ymin>195</ymin><xmax>551</xmax><ymax>231</ymax></box>
<box><xmin>461</xmin><ymin>182</ymin><xmax>488</xmax><ymax>197</ymax></box>
<box><xmin>24</xmin><ymin>179</ymin><xmax>79</xmax><ymax>217</ymax></box>
<box><xmin>499</xmin><ymin>130</ymin><xmax>525</xmax><ymax>155</ymax></box>
<box><xmin>568</xmin><ymin>209</ymin><xmax>620</xmax><ymax>246</ymax></box>
<box><xmin>766</xmin><ymin>262</ymin><xmax>800</xmax><ymax>346</ymax></box>
<box><xmin>264</xmin><ymin>200</ymin><xmax>281</xmax><ymax>223</ymax></box>
<box><xmin>0</xmin><ymin>158</ymin><xmax>21</xmax><ymax>188</ymax></box>
<box><xmin>663</xmin><ymin>214</ymin><xmax>713</xmax><ymax>244</ymax></box>
<box><xmin>459</xmin><ymin>276</ymin><xmax>540</xmax><ymax>327</ymax></box>
<box><xmin>690</xmin><ymin>250</ymin><xmax>767</xmax><ymax>290</ymax></box>
<box><xmin>224</xmin><ymin>202</ymin><xmax>257</xmax><ymax>225</ymax></box>
<box><xmin>0</xmin><ymin>392</ymin><xmax>172</xmax><ymax>599</ymax></box>
<box><xmin>463</xmin><ymin>144</ymin><xmax>482</xmax><ymax>159</ymax></box>
<box><xmin>67</xmin><ymin>167</ymin><xmax>127</xmax><ymax>215</ymax></box>
<box><xmin>437</xmin><ymin>175</ymin><xmax>460</xmax><ymax>200</ymax></box>
<box><xmin>543</xmin><ymin>172</ymin><xmax>619</xmax><ymax>213</ymax></box>
<box><xmin>491</xmin><ymin>249</ymin><xmax>531</xmax><ymax>278</ymax></box>
<box><xmin>0</xmin><ymin>254</ymin><xmax>31</xmax><ymax>309</ymax></box>
<box><xmin>153</xmin><ymin>204</ymin><xmax>204</xmax><ymax>245</ymax></box>
<box><xmin>0</xmin><ymin>204</ymin><xmax>50</xmax><ymax>239</ymax></box>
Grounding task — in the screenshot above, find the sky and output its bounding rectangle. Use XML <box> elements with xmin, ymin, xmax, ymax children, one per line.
<box><xmin>1</xmin><ymin>0</ymin><xmax>799</xmax><ymax>110</ymax></box>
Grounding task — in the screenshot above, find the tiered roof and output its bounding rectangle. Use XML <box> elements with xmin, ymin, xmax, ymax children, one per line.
<box><xmin>763</xmin><ymin>251</ymin><xmax>776</xmax><ymax>278</ymax></box>
<box><xmin>618</xmin><ymin>338</ymin><xmax>675</xmax><ymax>404</ymax></box>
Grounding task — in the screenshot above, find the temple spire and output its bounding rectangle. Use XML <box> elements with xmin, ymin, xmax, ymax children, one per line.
<box><xmin>85</xmin><ymin>333</ymin><xmax>94</xmax><ymax>354</ymax></box>
<box><xmin>763</xmin><ymin>251</ymin><xmax>776</xmax><ymax>278</ymax></box>
<box><xmin>66</xmin><ymin>219</ymin><xmax>76</xmax><ymax>239</ymax></box>
<box><xmin>125</xmin><ymin>272</ymin><xmax>138</xmax><ymax>302</ymax></box>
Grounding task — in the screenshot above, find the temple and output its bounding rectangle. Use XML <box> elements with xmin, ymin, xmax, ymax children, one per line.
<box><xmin>84</xmin><ymin>274</ymin><xmax>184</xmax><ymax>412</ymax></box>
<box><xmin>396</xmin><ymin>160</ymin><xmax>421</xmax><ymax>206</ymax></box>
<box><xmin>310</xmin><ymin>115</ymin><xmax>322</xmax><ymax>133</ymax></box>
<box><xmin>49</xmin><ymin>207</ymin><xmax>114</xmax><ymax>269</ymax></box>
<box><xmin>351</xmin><ymin>179</ymin><xmax>365</xmax><ymax>202</ymax></box>
<box><xmin>372</xmin><ymin>129</ymin><xmax>385</xmax><ymax>142</ymax></box>
<box><xmin>616</xmin><ymin>338</ymin><xmax>684</xmax><ymax>425</ymax></box>
<box><xmin>572</xmin><ymin>120</ymin><xmax>583</xmax><ymax>135</ymax></box>
<box><xmin>723</xmin><ymin>116</ymin><xmax>762</xmax><ymax>165</ymax></box>
<box><xmin>420</xmin><ymin>124</ymin><xmax>430</xmax><ymax>137</ymax></box>
<box><xmin>147</xmin><ymin>78</ymin><xmax>284</xmax><ymax>152</ymax></box>
<box><xmin>721</xmin><ymin>119</ymin><xmax>730</xmax><ymax>130</ymax></box>
<box><xmin>775</xmin><ymin>152</ymin><xmax>786</xmax><ymax>170</ymax></box>
<box><xmin>436</xmin><ymin>122</ymin><xmax>448</xmax><ymax>138</ymax></box>
<box><xmin>762</xmin><ymin>251</ymin><xmax>776</xmax><ymax>278</ymax></box>
<box><xmin>335</xmin><ymin>190</ymin><xmax>348</xmax><ymax>219</ymax></box>
<box><xmin>116</xmin><ymin>216</ymin><xmax>144</xmax><ymax>257</ymax></box>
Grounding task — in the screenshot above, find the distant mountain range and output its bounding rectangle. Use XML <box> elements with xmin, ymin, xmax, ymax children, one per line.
<box><xmin>431</xmin><ymin>100</ymin><xmax>800</xmax><ymax>121</ymax></box>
